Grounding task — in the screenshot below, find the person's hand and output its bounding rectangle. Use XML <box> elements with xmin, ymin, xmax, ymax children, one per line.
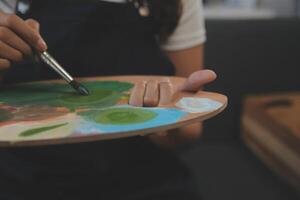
<box><xmin>129</xmin><ymin>69</ymin><xmax>216</xmax><ymax>107</ymax></box>
<box><xmin>0</xmin><ymin>12</ymin><xmax>47</xmax><ymax>78</ymax></box>
<box><xmin>129</xmin><ymin>69</ymin><xmax>217</xmax><ymax>147</ymax></box>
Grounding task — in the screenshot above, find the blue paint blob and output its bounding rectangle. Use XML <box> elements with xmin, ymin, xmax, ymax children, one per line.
<box><xmin>76</xmin><ymin>105</ymin><xmax>187</xmax><ymax>134</ymax></box>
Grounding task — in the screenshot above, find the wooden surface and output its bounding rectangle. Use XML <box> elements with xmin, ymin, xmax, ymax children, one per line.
<box><xmin>0</xmin><ymin>76</ymin><xmax>227</xmax><ymax>147</ymax></box>
<box><xmin>241</xmin><ymin>92</ymin><xmax>300</xmax><ymax>191</ymax></box>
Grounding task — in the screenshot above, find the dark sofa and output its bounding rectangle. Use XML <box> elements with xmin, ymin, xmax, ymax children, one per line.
<box><xmin>181</xmin><ymin>19</ymin><xmax>300</xmax><ymax>200</ymax></box>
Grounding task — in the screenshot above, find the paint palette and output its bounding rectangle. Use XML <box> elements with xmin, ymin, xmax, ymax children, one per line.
<box><xmin>0</xmin><ymin>76</ymin><xmax>227</xmax><ymax>147</ymax></box>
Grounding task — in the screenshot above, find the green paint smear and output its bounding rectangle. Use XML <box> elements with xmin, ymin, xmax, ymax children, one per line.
<box><xmin>91</xmin><ymin>108</ymin><xmax>157</xmax><ymax>125</ymax></box>
<box><xmin>0</xmin><ymin>109</ymin><xmax>13</xmax><ymax>122</ymax></box>
<box><xmin>0</xmin><ymin>81</ymin><xmax>134</xmax><ymax>111</ymax></box>
<box><xmin>19</xmin><ymin>123</ymin><xmax>68</xmax><ymax>137</ymax></box>
<box><xmin>61</xmin><ymin>90</ymin><xmax>115</xmax><ymax>104</ymax></box>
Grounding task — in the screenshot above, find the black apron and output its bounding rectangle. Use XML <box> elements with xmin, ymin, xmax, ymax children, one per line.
<box><xmin>0</xmin><ymin>1</ymin><xmax>200</xmax><ymax>199</ymax></box>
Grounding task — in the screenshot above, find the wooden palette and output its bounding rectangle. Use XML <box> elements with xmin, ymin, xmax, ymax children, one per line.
<box><xmin>0</xmin><ymin>76</ymin><xmax>227</xmax><ymax>147</ymax></box>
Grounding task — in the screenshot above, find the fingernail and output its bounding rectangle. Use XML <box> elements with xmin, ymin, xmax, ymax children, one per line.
<box><xmin>38</xmin><ymin>38</ymin><xmax>47</xmax><ymax>51</ymax></box>
<box><xmin>205</xmin><ymin>69</ymin><xmax>217</xmax><ymax>78</ymax></box>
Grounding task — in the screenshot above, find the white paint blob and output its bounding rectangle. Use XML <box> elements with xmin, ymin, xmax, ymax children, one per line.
<box><xmin>176</xmin><ymin>97</ymin><xmax>223</xmax><ymax>113</ymax></box>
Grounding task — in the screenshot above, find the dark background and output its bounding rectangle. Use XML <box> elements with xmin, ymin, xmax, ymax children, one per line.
<box><xmin>180</xmin><ymin>19</ymin><xmax>300</xmax><ymax>200</ymax></box>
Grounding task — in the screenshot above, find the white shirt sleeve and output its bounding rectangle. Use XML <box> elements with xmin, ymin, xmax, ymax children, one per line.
<box><xmin>161</xmin><ymin>0</ymin><xmax>206</xmax><ymax>51</ymax></box>
<box><xmin>0</xmin><ymin>0</ymin><xmax>17</xmax><ymax>13</ymax></box>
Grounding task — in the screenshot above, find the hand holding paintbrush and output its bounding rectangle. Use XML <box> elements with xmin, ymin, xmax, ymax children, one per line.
<box><xmin>0</xmin><ymin>12</ymin><xmax>89</xmax><ymax>95</ymax></box>
<box><xmin>0</xmin><ymin>13</ymin><xmax>46</xmax><ymax>75</ymax></box>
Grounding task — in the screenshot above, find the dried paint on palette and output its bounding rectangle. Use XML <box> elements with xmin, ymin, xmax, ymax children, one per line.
<box><xmin>0</xmin><ymin>81</ymin><xmax>133</xmax><ymax>110</ymax></box>
<box><xmin>0</xmin><ymin>81</ymin><xmax>189</xmax><ymax>142</ymax></box>
<box><xmin>0</xmin><ymin>81</ymin><xmax>223</xmax><ymax>143</ymax></box>
<box><xmin>76</xmin><ymin>105</ymin><xmax>187</xmax><ymax>134</ymax></box>
<box><xmin>89</xmin><ymin>107</ymin><xmax>158</xmax><ymax>125</ymax></box>
<box><xmin>0</xmin><ymin>81</ymin><xmax>133</xmax><ymax>141</ymax></box>
<box><xmin>0</xmin><ymin>113</ymin><xmax>80</xmax><ymax>141</ymax></box>
<box><xmin>0</xmin><ymin>109</ymin><xmax>13</xmax><ymax>122</ymax></box>
<box><xmin>19</xmin><ymin>123</ymin><xmax>69</xmax><ymax>137</ymax></box>
<box><xmin>176</xmin><ymin>97</ymin><xmax>223</xmax><ymax>113</ymax></box>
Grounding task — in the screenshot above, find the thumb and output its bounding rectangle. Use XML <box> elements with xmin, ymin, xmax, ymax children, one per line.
<box><xmin>179</xmin><ymin>70</ymin><xmax>217</xmax><ymax>92</ymax></box>
<box><xmin>25</xmin><ymin>19</ymin><xmax>47</xmax><ymax>51</ymax></box>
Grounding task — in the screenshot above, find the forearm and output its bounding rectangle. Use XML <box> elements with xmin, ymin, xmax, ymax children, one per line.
<box><xmin>166</xmin><ymin>45</ymin><xmax>204</xmax><ymax>76</ymax></box>
<box><xmin>150</xmin><ymin>45</ymin><xmax>205</xmax><ymax>147</ymax></box>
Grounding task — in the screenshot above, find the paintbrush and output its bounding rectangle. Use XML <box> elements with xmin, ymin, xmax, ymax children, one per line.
<box><xmin>1</xmin><ymin>3</ymin><xmax>89</xmax><ymax>96</ymax></box>
<box><xmin>38</xmin><ymin>51</ymin><xmax>90</xmax><ymax>96</ymax></box>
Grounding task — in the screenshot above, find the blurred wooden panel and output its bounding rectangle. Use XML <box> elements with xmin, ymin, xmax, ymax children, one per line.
<box><xmin>241</xmin><ymin>93</ymin><xmax>300</xmax><ymax>191</ymax></box>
